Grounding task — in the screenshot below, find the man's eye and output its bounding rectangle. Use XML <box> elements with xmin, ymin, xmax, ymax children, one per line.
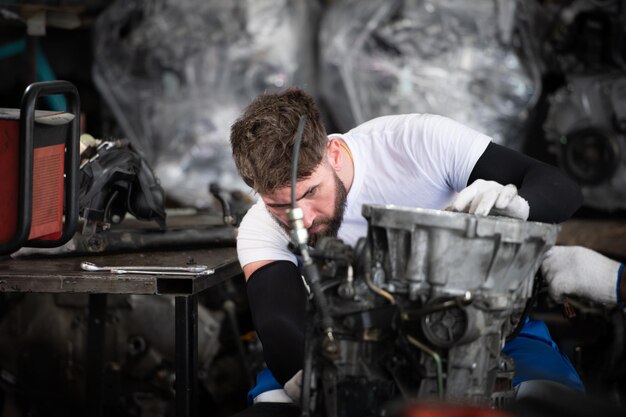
<box><xmin>308</xmin><ymin>186</ymin><xmax>318</xmax><ymax>197</ymax></box>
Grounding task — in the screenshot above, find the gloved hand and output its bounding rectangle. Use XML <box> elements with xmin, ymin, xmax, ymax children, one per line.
<box><xmin>284</xmin><ymin>369</ymin><xmax>302</xmax><ymax>403</ymax></box>
<box><xmin>446</xmin><ymin>179</ymin><xmax>529</xmax><ymax>220</ymax></box>
<box><xmin>541</xmin><ymin>245</ymin><xmax>622</xmax><ymax>305</ymax></box>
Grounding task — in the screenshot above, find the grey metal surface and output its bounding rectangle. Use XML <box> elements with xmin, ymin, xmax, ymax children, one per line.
<box><xmin>0</xmin><ymin>247</ymin><xmax>241</xmax><ymax>295</ymax></box>
<box><xmin>363</xmin><ymin>204</ymin><xmax>558</xmax><ymax>305</ymax></box>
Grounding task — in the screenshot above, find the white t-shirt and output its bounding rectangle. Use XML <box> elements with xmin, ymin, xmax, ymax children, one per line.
<box><xmin>237</xmin><ymin>114</ymin><xmax>491</xmax><ymax>268</ymax></box>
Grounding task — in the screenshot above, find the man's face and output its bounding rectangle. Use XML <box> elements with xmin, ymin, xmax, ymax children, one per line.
<box><xmin>261</xmin><ymin>162</ymin><xmax>347</xmax><ymax>247</ymax></box>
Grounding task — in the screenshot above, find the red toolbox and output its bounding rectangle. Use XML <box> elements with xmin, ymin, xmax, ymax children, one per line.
<box><xmin>0</xmin><ymin>81</ymin><xmax>80</xmax><ymax>255</ymax></box>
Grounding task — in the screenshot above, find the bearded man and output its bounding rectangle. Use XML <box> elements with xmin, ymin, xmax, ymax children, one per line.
<box><xmin>229</xmin><ymin>88</ymin><xmax>584</xmax><ymax>413</ymax></box>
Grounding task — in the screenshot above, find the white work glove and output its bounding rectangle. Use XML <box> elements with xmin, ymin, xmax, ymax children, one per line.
<box><xmin>446</xmin><ymin>179</ymin><xmax>529</xmax><ymax>220</ymax></box>
<box><xmin>284</xmin><ymin>369</ymin><xmax>303</xmax><ymax>403</ymax></box>
<box><xmin>541</xmin><ymin>245</ymin><xmax>622</xmax><ymax>305</ymax></box>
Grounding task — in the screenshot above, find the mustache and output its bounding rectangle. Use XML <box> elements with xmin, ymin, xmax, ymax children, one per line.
<box><xmin>310</xmin><ymin>218</ymin><xmax>332</xmax><ymax>229</ymax></box>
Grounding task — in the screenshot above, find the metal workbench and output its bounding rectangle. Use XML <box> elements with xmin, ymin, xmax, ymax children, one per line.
<box><xmin>0</xmin><ymin>246</ymin><xmax>242</xmax><ymax>417</ymax></box>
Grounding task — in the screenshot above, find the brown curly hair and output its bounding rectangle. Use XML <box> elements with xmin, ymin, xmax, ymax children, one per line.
<box><xmin>230</xmin><ymin>88</ymin><xmax>328</xmax><ymax>194</ymax></box>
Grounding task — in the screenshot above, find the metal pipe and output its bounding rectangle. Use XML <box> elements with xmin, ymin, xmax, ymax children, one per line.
<box><xmin>406</xmin><ymin>334</ymin><xmax>444</xmax><ymax>400</ymax></box>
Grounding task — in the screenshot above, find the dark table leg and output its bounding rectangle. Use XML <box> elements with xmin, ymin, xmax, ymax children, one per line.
<box><xmin>175</xmin><ymin>295</ymin><xmax>198</xmax><ymax>417</ymax></box>
<box><xmin>86</xmin><ymin>293</ymin><xmax>107</xmax><ymax>417</ymax></box>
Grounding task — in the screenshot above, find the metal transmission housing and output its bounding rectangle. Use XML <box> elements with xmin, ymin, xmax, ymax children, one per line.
<box><xmin>302</xmin><ymin>205</ymin><xmax>558</xmax><ymax>415</ymax></box>
<box><xmin>364</xmin><ymin>205</ymin><xmax>557</xmax><ymax>304</ymax></box>
<box><xmin>364</xmin><ymin>205</ymin><xmax>558</xmax><ymax>401</ymax></box>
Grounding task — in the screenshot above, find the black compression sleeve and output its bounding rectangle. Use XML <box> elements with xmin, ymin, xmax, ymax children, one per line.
<box><xmin>246</xmin><ymin>261</ymin><xmax>307</xmax><ymax>385</ymax></box>
<box><xmin>468</xmin><ymin>142</ymin><xmax>583</xmax><ymax>223</ymax></box>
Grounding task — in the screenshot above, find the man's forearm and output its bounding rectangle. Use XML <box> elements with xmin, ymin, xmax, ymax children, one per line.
<box><xmin>517</xmin><ymin>165</ymin><xmax>583</xmax><ymax>223</ymax></box>
<box><xmin>246</xmin><ymin>260</ymin><xmax>308</xmax><ymax>384</ymax></box>
<box><xmin>468</xmin><ymin>143</ymin><xmax>583</xmax><ymax>223</ymax></box>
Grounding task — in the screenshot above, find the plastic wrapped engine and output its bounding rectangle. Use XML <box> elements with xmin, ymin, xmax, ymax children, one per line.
<box><xmin>319</xmin><ymin>0</ymin><xmax>542</xmax><ymax>150</ymax></box>
<box><xmin>542</xmin><ymin>0</ymin><xmax>626</xmax><ymax>210</ymax></box>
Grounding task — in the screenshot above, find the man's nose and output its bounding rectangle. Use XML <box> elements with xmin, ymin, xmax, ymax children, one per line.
<box><xmin>300</xmin><ymin>204</ymin><xmax>316</xmax><ymax>229</ymax></box>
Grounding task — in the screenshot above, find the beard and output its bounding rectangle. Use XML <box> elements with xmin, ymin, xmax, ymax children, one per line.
<box><xmin>307</xmin><ymin>171</ymin><xmax>348</xmax><ymax>247</ymax></box>
<box><xmin>274</xmin><ymin>170</ymin><xmax>348</xmax><ymax>248</ymax></box>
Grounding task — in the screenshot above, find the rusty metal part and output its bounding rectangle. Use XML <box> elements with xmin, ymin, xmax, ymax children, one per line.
<box><xmin>558</xmin><ymin>219</ymin><xmax>626</xmax><ymax>261</ymax></box>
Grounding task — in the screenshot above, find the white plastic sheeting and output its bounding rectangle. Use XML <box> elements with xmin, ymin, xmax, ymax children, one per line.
<box><xmin>93</xmin><ymin>0</ymin><xmax>318</xmax><ymax>208</ymax></box>
<box><xmin>319</xmin><ymin>0</ymin><xmax>542</xmax><ymax>150</ymax></box>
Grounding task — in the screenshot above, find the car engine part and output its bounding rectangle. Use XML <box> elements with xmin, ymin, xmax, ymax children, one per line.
<box><xmin>300</xmin><ymin>205</ymin><xmax>558</xmax><ymax>415</ymax></box>
<box><xmin>542</xmin><ymin>0</ymin><xmax>626</xmax><ymax>210</ymax></box>
<box><xmin>544</xmin><ymin>73</ymin><xmax>626</xmax><ymax>210</ymax></box>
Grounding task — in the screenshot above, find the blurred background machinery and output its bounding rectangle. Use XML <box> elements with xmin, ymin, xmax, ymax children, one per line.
<box><xmin>541</xmin><ymin>0</ymin><xmax>626</xmax><ymax>211</ymax></box>
<box><xmin>319</xmin><ymin>0</ymin><xmax>541</xmax><ymax>151</ymax></box>
<box><xmin>92</xmin><ymin>0</ymin><xmax>319</xmax><ymax>208</ymax></box>
<box><xmin>1</xmin><ymin>0</ymin><xmax>625</xmax><ymax>213</ymax></box>
<box><xmin>0</xmin><ymin>293</ymin><xmax>222</xmax><ymax>416</ymax></box>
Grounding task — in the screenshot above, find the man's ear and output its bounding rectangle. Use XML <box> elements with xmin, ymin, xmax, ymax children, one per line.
<box><xmin>326</xmin><ymin>139</ymin><xmax>343</xmax><ymax>170</ymax></box>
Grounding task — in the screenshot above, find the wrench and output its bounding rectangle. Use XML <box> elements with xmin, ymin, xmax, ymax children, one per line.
<box><xmin>109</xmin><ymin>269</ymin><xmax>215</xmax><ymax>276</ymax></box>
<box><xmin>81</xmin><ymin>261</ymin><xmax>209</xmax><ymax>274</ymax></box>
